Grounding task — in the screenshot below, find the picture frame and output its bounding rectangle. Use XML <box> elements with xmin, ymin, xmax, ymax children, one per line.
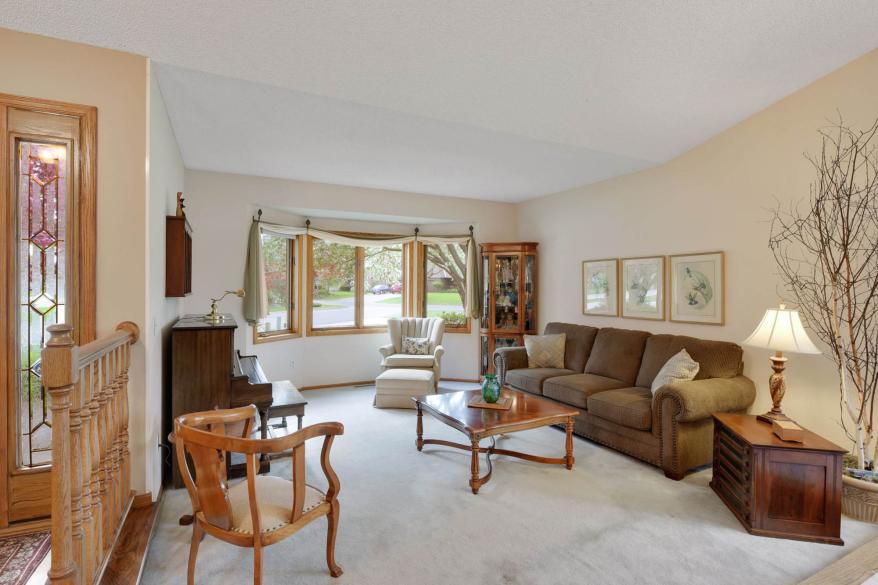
<box><xmin>669</xmin><ymin>251</ymin><xmax>725</xmax><ymax>325</ymax></box>
<box><xmin>582</xmin><ymin>259</ymin><xmax>619</xmax><ymax>316</ymax></box>
<box><xmin>621</xmin><ymin>256</ymin><xmax>665</xmax><ymax>320</ymax></box>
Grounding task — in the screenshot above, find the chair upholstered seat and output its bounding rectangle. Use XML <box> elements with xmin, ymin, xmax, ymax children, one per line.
<box><xmin>381</xmin><ymin>353</ymin><xmax>436</xmax><ymax>368</ymax></box>
<box><xmin>505</xmin><ymin>368</ymin><xmax>576</xmax><ymax>395</ymax></box>
<box><xmin>229</xmin><ymin>475</ymin><xmax>325</xmax><ymax>534</ymax></box>
<box><xmin>542</xmin><ymin>373</ymin><xmax>628</xmax><ymax>408</ymax></box>
<box><xmin>586</xmin><ymin>387</ymin><xmax>654</xmax><ymax>431</ymax></box>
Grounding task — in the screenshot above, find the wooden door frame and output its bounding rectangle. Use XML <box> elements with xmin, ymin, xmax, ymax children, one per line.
<box><xmin>0</xmin><ymin>93</ymin><xmax>96</xmax><ymax>528</ymax></box>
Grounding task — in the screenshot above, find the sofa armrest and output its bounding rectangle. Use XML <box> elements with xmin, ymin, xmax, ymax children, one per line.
<box><xmin>493</xmin><ymin>347</ymin><xmax>529</xmax><ymax>386</ymax></box>
<box><xmin>379</xmin><ymin>344</ymin><xmax>395</xmax><ymax>359</ymax></box>
<box><xmin>655</xmin><ymin>375</ymin><xmax>756</xmax><ymax>423</ymax></box>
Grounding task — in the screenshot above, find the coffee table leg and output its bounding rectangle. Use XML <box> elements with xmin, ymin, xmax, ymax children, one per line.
<box><xmin>297</xmin><ymin>414</ymin><xmax>303</xmax><ymax>430</ymax></box>
<box><xmin>470</xmin><ymin>437</ymin><xmax>480</xmax><ymax>494</ymax></box>
<box><xmin>565</xmin><ymin>417</ymin><xmax>575</xmax><ymax>470</ymax></box>
<box><xmin>416</xmin><ymin>403</ymin><xmax>424</xmax><ymax>452</ymax></box>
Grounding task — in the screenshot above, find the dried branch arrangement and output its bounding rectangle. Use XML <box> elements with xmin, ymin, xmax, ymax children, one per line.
<box><xmin>769</xmin><ymin>117</ymin><xmax>878</xmax><ymax>471</ymax></box>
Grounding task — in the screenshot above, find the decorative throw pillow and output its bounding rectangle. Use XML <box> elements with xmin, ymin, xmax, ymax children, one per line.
<box><xmin>651</xmin><ymin>349</ymin><xmax>700</xmax><ymax>394</ymax></box>
<box><xmin>402</xmin><ymin>336</ymin><xmax>431</xmax><ymax>355</ymax></box>
<box><xmin>524</xmin><ymin>333</ymin><xmax>566</xmax><ymax>369</ymax></box>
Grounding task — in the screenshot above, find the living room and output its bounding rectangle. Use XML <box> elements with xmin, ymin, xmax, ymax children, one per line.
<box><xmin>1</xmin><ymin>3</ymin><xmax>877</xmax><ymax>585</ymax></box>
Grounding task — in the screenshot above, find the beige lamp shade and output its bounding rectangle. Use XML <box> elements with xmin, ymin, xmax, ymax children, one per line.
<box><xmin>742</xmin><ymin>305</ymin><xmax>822</xmax><ymax>354</ymax></box>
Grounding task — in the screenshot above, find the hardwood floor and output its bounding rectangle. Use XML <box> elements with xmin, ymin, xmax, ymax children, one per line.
<box><xmin>99</xmin><ymin>495</ymin><xmax>161</xmax><ymax>585</ymax></box>
<box><xmin>798</xmin><ymin>536</ymin><xmax>878</xmax><ymax>585</ymax></box>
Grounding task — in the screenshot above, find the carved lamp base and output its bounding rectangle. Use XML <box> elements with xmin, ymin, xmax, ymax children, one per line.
<box><xmin>756</xmin><ymin>410</ymin><xmax>793</xmax><ymax>424</ymax></box>
<box><xmin>756</xmin><ymin>352</ymin><xmax>792</xmax><ymax>425</ymax></box>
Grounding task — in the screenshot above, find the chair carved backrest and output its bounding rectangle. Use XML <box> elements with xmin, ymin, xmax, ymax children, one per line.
<box><xmin>174</xmin><ymin>406</ymin><xmax>255</xmax><ymax>530</ymax></box>
<box><xmin>387</xmin><ymin>317</ymin><xmax>445</xmax><ymax>353</ymax></box>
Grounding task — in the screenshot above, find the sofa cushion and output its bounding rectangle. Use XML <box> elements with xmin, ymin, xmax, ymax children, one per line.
<box><xmin>584</xmin><ymin>328</ymin><xmax>651</xmax><ymax>385</ymax></box>
<box><xmin>635</xmin><ymin>334</ymin><xmax>744</xmax><ymax>388</ymax></box>
<box><xmin>543</xmin><ymin>373</ymin><xmax>628</xmax><ymax>408</ymax></box>
<box><xmin>524</xmin><ymin>333</ymin><xmax>566</xmax><ymax>368</ymax></box>
<box><xmin>506</xmin><ymin>368</ymin><xmax>576</xmax><ymax>395</ymax></box>
<box><xmin>650</xmin><ymin>349</ymin><xmax>699</xmax><ymax>394</ymax></box>
<box><xmin>587</xmin><ymin>387</ymin><xmax>653</xmax><ymax>431</ymax></box>
<box><xmin>382</xmin><ymin>354</ymin><xmax>436</xmax><ymax>368</ymax></box>
<box><xmin>545</xmin><ymin>322</ymin><xmax>598</xmax><ymax>372</ymax></box>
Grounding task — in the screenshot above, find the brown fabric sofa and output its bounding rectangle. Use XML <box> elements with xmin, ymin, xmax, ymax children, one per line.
<box><xmin>494</xmin><ymin>322</ymin><xmax>756</xmax><ymax>479</ymax></box>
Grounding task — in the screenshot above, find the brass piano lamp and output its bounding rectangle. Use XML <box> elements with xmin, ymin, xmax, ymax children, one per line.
<box><xmin>205</xmin><ymin>288</ymin><xmax>246</xmax><ymax>323</ymax></box>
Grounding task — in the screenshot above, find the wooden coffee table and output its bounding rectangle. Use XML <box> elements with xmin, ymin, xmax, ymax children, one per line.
<box><xmin>413</xmin><ymin>388</ymin><xmax>580</xmax><ymax>494</ymax></box>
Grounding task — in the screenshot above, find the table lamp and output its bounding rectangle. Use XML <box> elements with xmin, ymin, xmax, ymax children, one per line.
<box><xmin>204</xmin><ymin>288</ymin><xmax>246</xmax><ymax>323</ymax></box>
<box><xmin>742</xmin><ymin>304</ymin><xmax>822</xmax><ymax>423</ymax></box>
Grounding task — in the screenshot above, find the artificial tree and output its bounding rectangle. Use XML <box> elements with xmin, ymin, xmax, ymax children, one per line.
<box><xmin>769</xmin><ymin>117</ymin><xmax>878</xmax><ymax>471</ymax></box>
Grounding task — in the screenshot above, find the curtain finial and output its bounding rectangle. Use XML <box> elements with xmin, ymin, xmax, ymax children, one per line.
<box><xmin>469</xmin><ymin>225</ymin><xmax>474</xmax><ymax>237</ymax></box>
<box><xmin>414</xmin><ymin>227</ymin><xmax>420</xmax><ymax>239</ymax></box>
<box><xmin>305</xmin><ymin>218</ymin><xmax>311</xmax><ymax>233</ymax></box>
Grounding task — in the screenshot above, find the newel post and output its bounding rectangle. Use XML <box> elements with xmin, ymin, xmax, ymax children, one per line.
<box><xmin>44</xmin><ymin>324</ymin><xmax>79</xmax><ymax>585</ymax></box>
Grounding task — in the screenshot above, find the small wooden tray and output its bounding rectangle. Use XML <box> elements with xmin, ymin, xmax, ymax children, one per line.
<box><xmin>468</xmin><ymin>395</ymin><xmax>512</xmax><ymax>410</ymax></box>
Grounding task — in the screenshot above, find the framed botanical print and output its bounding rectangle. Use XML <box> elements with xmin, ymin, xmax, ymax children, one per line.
<box><xmin>669</xmin><ymin>251</ymin><xmax>725</xmax><ymax>325</ymax></box>
<box><xmin>582</xmin><ymin>259</ymin><xmax>619</xmax><ymax>316</ymax></box>
<box><xmin>621</xmin><ymin>256</ymin><xmax>665</xmax><ymax>320</ymax></box>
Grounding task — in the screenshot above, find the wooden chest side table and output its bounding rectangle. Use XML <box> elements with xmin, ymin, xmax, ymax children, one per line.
<box><xmin>711</xmin><ymin>413</ymin><xmax>846</xmax><ymax>545</ymax></box>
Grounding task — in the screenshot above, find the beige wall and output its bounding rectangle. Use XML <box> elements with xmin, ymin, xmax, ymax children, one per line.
<box><xmin>0</xmin><ymin>29</ymin><xmax>152</xmax><ymax>490</ymax></box>
<box><xmin>146</xmin><ymin>66</ymin><xmax>184</xmax><ymax>497</ymax></box>
<box><xmin>182</xmin><ymin>170</ymin><xmax>518</xmax><ymax>387</ymax></box>
<box><xmin>517</xmin><ymin>48</ymin><xmax>878</xmax><ymax>449</ymax></box>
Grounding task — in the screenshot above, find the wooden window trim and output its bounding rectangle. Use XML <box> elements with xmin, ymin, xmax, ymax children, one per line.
<box><xmin>253</xmin><ymin>235</ymin><xmax>302</xmax><ymax>343</ymax></box>
<box><xmin>417</xmin><ymin>242</ymin><xmax>471</xmax><ymax>334</ymax></box>
<box><xmin>305</xmin><ymin>234</ymin><xmax>410</xmax><ymax>336</ymax></box>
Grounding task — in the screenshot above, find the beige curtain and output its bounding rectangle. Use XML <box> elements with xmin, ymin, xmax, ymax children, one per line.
<box><xmin>243</xmin><ymin>220</ymin><xmax>482</xmax><ymax>322</ymax></box>
<box><xmin>242</xmin><ymin>219</ymin><xmax>269</xmax><ymax>322</ymax></box>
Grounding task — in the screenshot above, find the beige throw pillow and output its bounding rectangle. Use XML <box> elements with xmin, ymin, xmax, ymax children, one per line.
<box><xmin>524</xmin><ymin>333</ymin><xmax>566</xmax><ymax>369</ymax></box>
<box><xmin>651</xmin><ymin>349</ymin><xmax>700</xmax><ymax>394</ymax></box>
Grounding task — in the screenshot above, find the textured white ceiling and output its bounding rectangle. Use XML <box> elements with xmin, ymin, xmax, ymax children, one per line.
<box><xmin>154</xmin><ymin>65</ymin><xmax>650</xmax><ymax>201</ymax></box>
<box><xmin>2</xmin><ymin>1</ymin><xmax>877</xmax><ymax>200</ymax></box>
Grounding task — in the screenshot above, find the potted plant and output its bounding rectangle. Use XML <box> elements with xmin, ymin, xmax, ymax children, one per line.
<box><xmin>769</xmin><ymin>117</ymin><xmax>878</xmax><ymax>522</ymax></box>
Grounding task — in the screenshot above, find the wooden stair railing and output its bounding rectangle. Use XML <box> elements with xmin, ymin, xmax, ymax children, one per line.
<box><xmin>43</xmin><ymin>322</ymin><xmax>140</xmax><ymax>585</ymax></box>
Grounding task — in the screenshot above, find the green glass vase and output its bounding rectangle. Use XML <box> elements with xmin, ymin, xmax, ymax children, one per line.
<box><xmin>482</xmin><ymin>374</ymin><xmax>501</xmax><ymax>403</ymax></box>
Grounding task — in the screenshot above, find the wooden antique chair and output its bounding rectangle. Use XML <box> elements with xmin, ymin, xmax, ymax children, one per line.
<box><xmin>172</xmin><ymin>405</ymin><xmax>344</xmax><ymax>584</ymax></box>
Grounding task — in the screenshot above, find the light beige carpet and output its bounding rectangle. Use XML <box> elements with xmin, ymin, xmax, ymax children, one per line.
<box><xmin>143</xmin><ymin>383</ymin><xmax>878</xmax><ymax>585</ymax></box>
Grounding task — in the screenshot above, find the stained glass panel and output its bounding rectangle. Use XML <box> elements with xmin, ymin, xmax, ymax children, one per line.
<box><xmin>16</xmin><ymin>141</ymin><xmax>68</xmax><ymax>468</ymax></box>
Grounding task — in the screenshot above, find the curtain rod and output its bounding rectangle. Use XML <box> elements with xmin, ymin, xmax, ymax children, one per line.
<box><xmin>263</xmin><ymin>217</ymin><xmax>475</xmax><ymax>239</ymax></box>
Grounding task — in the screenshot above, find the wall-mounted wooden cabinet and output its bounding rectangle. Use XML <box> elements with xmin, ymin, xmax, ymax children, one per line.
<box><xmin>166</xmin><ymin>215</ymin><xmax>192</xmax><ymax>297</ymax></box>
<box><xmin>480</xmin><ymin>242</ymin><xmax>538</xmax><ymax>376</ymax></box>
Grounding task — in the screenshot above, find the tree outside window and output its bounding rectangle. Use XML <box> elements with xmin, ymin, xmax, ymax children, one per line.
<box><xmin>256</xmin><ymin>234</ymin><xmax>296</xmax><ymax>338</ymax></box>
<box><xmin>309</xmin><ymin>238</ymin><xmax>406</xmax><ymax>331</ymax></box>
<box><xmin>424</xmin><ymin>242</ymin><xmax>468</xmax><ymax>329</ymax></box>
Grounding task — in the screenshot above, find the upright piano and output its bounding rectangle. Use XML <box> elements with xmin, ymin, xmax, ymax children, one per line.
<box><xmin>167</xmin><ymin>314</ymin><xmax>275</xmax><ymax>487</ymax></box>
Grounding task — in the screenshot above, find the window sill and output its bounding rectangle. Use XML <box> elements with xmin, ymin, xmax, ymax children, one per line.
<box><xmin>307</xmin><ymin>326</ymin><xmax>388</xmax><ymax>337</ymax></box>
<box><xmin>444</xmin><ymin>325</ymin><xmax>471</xmax><ymax>334</ymax></box>
<box><xmin>253</xmin><ymin>330</ymin><xmax>301</xmax><ymax>344</ymax></box>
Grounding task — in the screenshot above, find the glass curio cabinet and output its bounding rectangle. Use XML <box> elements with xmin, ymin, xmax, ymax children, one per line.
<box><xmin>480</xmin><ymin>242</ymin><xmax>538</xmax><ymax>376</ymax></box>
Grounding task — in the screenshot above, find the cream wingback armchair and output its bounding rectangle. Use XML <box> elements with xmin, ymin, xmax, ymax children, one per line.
<box><xmin>379</xmin><ymin>317</ymin><xmax>445</xmax><ymax>387</ymax></box>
